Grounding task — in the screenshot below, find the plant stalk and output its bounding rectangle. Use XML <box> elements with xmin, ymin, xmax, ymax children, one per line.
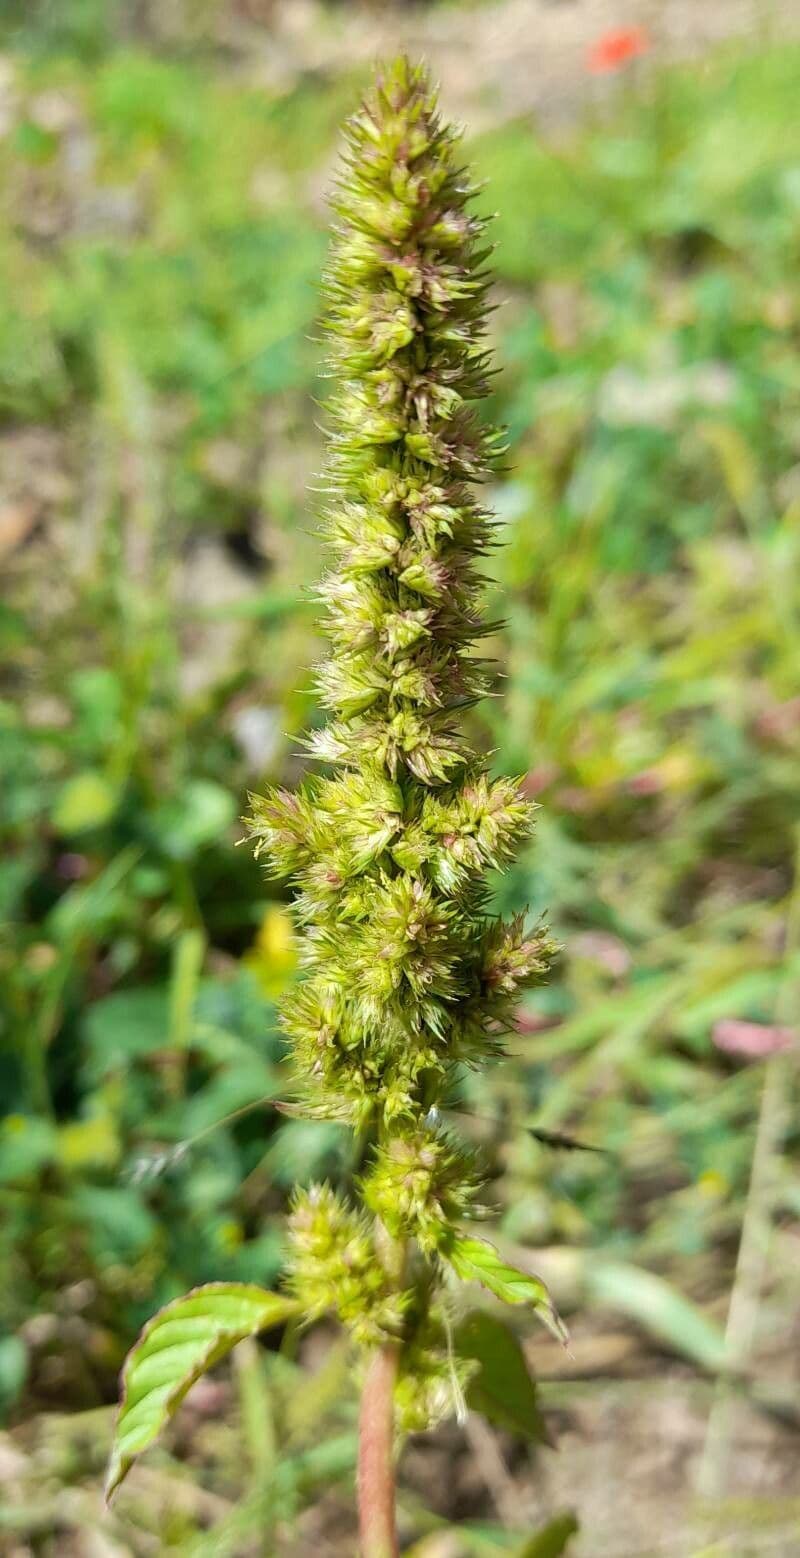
<box><xmin>358</xmin><ymin>1345</ymin><xmax>399</xmax><ymax>1558</ymax></box>
<box><xmin>697</xmin><ymin>828</ymin><xmax>800</xmax><ymax>1499</ymax></box>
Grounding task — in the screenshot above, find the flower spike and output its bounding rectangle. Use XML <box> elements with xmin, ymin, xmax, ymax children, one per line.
<box><xmin>247</xmin><ymin>52</ymin><xmax>558</xmax><ymax>1417</ymax></box>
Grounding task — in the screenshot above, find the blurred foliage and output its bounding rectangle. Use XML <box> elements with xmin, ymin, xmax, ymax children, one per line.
<box><xmin>1</xmin><ymin>5</ymin><xmax>799</xmax><ymax>1550</ymax></box>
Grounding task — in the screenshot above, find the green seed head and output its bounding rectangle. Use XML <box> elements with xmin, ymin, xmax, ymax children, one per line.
<box><xmin>247</xmin><ymin>56</ymin><xmax>555</xmax><ymax>1409</ymax></box>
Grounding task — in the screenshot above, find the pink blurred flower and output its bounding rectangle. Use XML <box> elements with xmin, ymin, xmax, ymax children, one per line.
<box><xmin>56</xmin><ymin>852</ymin><xmax>89</xmax><ymax>881</ymax></box>
<box><xmin>756</xmin><ymin>695</ymin><xmax>800</xmax><ymax>745</ymax></box>
<box><xmin>574</xmin><ymin>931</ymin><xmax>632</xmax><ymax>979</ymax></box>
<box><xmin>712</xmin><ymin>1019</ymin><xmax>796</xmax><ymax>1061</ymax></box>
<box><xmin>626</xmin><ymin>767</ymin><xmax>664</xmax><ymax>797</ymax></box>
<box><xmin>514</xmin><ymin>1011</ymin><xmax>560</xmax><ymax>1036</ymax></box>
<box><xmin>521</xmin><ymin>762</ymin><xmax>559</xmax><ymax>798</ymax></box>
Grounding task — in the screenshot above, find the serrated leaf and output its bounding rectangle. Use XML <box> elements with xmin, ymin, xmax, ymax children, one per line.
<box><xmin>444</xmin><ymin>1234</ymin><xmax>568</xmax><ymax>1344</ymax></box>
<box><xmin>106</xmin><ymin>1283</ymin><xmax>298</xmax><ymax>1500</ymax></box>
<box><xmin>456</xmin><ymin>1311</ymin><xmax>548</xmax><ymax>1442</ymax></box>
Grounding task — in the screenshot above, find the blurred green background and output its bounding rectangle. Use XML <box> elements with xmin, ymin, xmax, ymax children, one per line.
<box><xmin>1</xmin><ymin>3</ymin><xmax>799</xmax><ymax>1554</ymax></box>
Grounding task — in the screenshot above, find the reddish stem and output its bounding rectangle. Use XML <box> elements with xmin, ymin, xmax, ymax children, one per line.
<box><xmin>357</xmin><ymin>1345</ymin><xmax>399</xmax><ymax>1558</ymax></box>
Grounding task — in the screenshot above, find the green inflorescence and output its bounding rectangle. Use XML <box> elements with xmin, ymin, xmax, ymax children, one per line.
<box><xmin>247</xmin><ymin>56</ymin><xmax>556</xmax><ymax>1423</ymax></box>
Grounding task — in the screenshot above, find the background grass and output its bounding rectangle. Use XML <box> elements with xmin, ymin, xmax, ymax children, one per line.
<box><xmin>1</xmin><ymin>4</ymin><xmax>799</xmax><ymax>1553</ymax></box>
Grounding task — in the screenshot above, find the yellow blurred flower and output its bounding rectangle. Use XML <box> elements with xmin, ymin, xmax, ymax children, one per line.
<box><xmin>57</xmin><ymin>1113</ymin><xmax>121</xmax><ymax>1170</ymax></box>
<box><xmin>697</xmin><ymin>1170</ymin><xmax>728</xmax><ymax>1200</ymax></box>
<box><xmin>218</xmin><ymin>1219</ymin><xmax>243</xmax><ymax>1252</ymax></box>
<box><xmin>243</xmin><ymin>903</ymin><xmax>297</xmax><ymax>998</ymax></box>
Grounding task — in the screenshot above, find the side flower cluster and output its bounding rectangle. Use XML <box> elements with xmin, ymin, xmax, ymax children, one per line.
<box><xmin>247</xmin><ymin>57</ymin><xmax>556</xmax><ymax>1408</ymax></box>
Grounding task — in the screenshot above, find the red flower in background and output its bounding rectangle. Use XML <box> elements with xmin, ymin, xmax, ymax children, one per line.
<box><xmin>587</xmin><ymin>26</ymin><xmax>650</xmax><ymax>74</ymax></box>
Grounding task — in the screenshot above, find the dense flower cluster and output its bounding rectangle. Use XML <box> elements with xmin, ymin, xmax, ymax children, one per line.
<box><xmin>362</xmin><ymin>1131</ymin><xmax>483</xmax><ymax>1255</ymax></box>
<box><xmin>286</xmin><ymin>1183</ymin><xmax>407</xmax><ymax>1346</ymax></box>
<box><xmin>248</xmin><ymin>58</ymin><xmax>555</xmax><ymax>1381</ymax></box>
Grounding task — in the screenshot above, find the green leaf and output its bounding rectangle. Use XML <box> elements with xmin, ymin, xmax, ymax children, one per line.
<box><xmin>106</xmin><ymin>1283</ymin><xmax>298</xmax><ymax>1500</ymax></box>
<box><xmin>168</xmin><ymin>927</ymin><xmax>206</xmax><ymax>1050</ymax></box>
<box><xmin>585</xmin><ymin>1260</ymin><xmax>728</xmax><ymax>1373</ymax></box>
<box><xmin>82</xmin><ymin>986</ymin><xmax>170</xmax><ymax>1082</ymax></box>
<box><xmin>456</xmin><ymin>1311</ymin><xmax>547</xmax><ymax>1442</ymax></box>
<box><xmin>0</xmin><ymin>1335</ymin><xmax>28</xmax><ymax>1416</ymax></box>
<box><xmin>52</xmin><ymin>771</ymin><xmax>118</xmax><ymax>834</ymax></box>
<box><xmin>147</xmin><ymin>779</ymin><xmax>236</xmax><ymax>859</ymax></box>
<box><xmin>75</xmin><ymin>1185</ymin><xmax>159</xmax><ymax>1265</ymax></box>
<box><xmin>14</xmin><ymin>119</ymin><xmax>58</xmax><ymax>163</ymax></box>
<box><xmin>0</xmin><ymin>1115</ymin><xmax>56</xmax><ymax>1184</ymax></box>
<box><xmin>444</xmin><ymin>1235</ymin><xmax>568</xmax><ymax>1344</ymax></box>
<box><xmin>70</xmin><ymin>667</ymin><xmax>123</xmax><ymax>746</ymax></box>
<box><xmin>514</xmin><ymin>1512</ymin><xmax>579</xmax><ymax>1557</ymax></box>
